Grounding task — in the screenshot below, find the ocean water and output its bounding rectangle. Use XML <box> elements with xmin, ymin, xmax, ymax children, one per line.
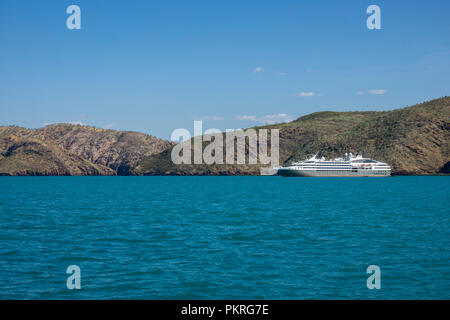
<box><xmin>0</xmin><ymin>176</ymin><xmax>448</xmax><ymax>300</ymax></box>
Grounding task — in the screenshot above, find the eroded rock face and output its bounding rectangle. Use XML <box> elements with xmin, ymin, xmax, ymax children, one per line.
<box><xmin>0</xmin><ymin>135</ymin><xmax>114</xmax><ymax>176</ymax></box>
<box><xmin>33</xmin><ymin>125</ymin><xmax>174</xmax><ymax>175</ymax></box>
<box><xmin>0</xmin><ymin>125</ymin><xmax>173</xmax><ymax>176</ymax></box>
<box><xmin>136</xmin><ymin>97</ymin><xmax>450</xmax><ymax>176</ymax></box>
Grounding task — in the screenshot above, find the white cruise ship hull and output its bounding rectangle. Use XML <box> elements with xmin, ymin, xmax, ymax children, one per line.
<box><xmin>276</xmin><ymin>153</ymin><xmax>391</xmax><ymax>177</ymax></box>
<box><xmin>277</xmin><ymin>168</ymin><xmax>391</xmax><ymax>177</ymax></box>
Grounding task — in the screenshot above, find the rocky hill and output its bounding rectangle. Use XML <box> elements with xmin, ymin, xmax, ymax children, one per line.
<box><xmin>0</xmin><ymin>124</ymin><xmax>173</xmax><ymax>175</ymax></box>
<box><xmin>1</xmin><ymin>97</ymin><xmax>448</xmax><ymax>176</ymax></box>
<box><xmin>135</xmin><ymin>97</ymin><xmax>450</xmax><ymax>175</ymax></box>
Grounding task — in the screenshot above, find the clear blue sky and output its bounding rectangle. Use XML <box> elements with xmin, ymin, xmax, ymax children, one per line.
<box><xmin>1</xmin><ymin>0</ymin><xmax>449</xmax><ymax>139</ymax></box>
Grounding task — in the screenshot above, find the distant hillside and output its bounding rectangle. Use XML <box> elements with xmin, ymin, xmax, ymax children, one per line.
<box><xmin>0</xmin><ymin>124</ymin><xmax>173</xmax><ymax>176</ymax></box>
<box><xmin>1</xmin><ymin>97</ymin><xmax>449</xmax><ymax>176</ymax></box>
<box><xmin>135</xmin><ymin>97</ymin><xmax>450</xmax><ymax>175</ymax></box>
<box><xmin>0</xmin><ymin>135</ymin><xmax>113</xmax><ymax>176</ymax></box>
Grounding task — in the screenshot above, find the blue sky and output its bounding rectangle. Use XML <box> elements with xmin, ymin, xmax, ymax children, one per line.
<box><xmin>1</xmin><ymin>0</ymin><xmax>449</xmax><ymax>139</ymax></box>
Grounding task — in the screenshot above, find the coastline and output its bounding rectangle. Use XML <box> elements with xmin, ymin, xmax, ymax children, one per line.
<box><xmin>1</xmin><ymin>97</ymin><xmax>449</xmax><ymax>177</ymax></box>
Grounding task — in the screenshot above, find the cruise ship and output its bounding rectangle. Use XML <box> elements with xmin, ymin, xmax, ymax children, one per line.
<box><xmin>276</xmin><ymin>153</ymin><xmax>391</xmax><ymax>177</ymax></box>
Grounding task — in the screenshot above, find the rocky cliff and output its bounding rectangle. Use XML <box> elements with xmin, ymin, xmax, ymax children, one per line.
<box><xmin>0</xmin><ymin>124</ymin><xmax>173</xmax><ymax>176</ymax></box>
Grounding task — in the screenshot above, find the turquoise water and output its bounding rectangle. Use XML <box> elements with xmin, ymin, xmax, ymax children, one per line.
<box><xmin>0</xmin><ymin>176</ymin><xmax>449</xmax><ymax>299</ymax></box>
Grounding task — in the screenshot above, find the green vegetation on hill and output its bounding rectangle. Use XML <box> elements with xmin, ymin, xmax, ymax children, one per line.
<box><xmin>135</xmin><ymin>97</ymin><xmax>450</xmax><ymax>176</ymax></box>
